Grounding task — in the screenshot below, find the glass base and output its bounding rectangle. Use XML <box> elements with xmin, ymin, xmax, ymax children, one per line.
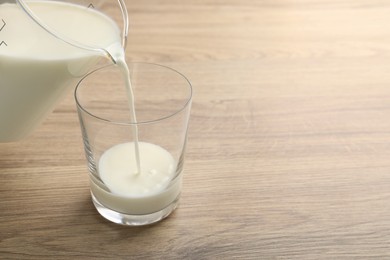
<box><xmin>91</xmin><ymin>194</ymin><xmax>180</xmax><ymax>226</ymax></box>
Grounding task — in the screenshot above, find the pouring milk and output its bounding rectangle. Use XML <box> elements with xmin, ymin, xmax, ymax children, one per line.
<box><xmin>1</xmin><ymin>1</ymin><xmax>179</xmax><ymax>215</ymax></box>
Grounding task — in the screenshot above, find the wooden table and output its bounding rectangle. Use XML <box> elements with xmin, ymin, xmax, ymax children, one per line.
<box><xmin>2</xmin><ymin>0</ymin><xmax>390</xmax><ymax>258</ymax></box>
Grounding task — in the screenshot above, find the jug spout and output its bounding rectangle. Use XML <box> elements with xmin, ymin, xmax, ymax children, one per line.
<box><xmin>0</xmin><ymin>0</ymin><xmax>128</xmax><ymax>142</ymax></box>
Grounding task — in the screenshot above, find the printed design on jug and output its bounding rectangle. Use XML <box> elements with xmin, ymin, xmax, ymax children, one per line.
<box><xmin>0</xmin><ymin>18</ymin><xmax>6</xmax><ymax>46</ymax></box>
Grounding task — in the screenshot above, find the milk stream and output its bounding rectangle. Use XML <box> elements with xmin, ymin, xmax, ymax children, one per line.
<box><xmin>116</xmin><ymin>58</ymin><xmax>141</xmax><ymax>174</ymax></box>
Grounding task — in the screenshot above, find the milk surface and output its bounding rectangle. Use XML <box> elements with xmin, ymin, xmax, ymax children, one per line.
<box><xmin>100</xmin><ymin>142</ymin><xmax>176</xmax><ymax>197</ymax></box>
<box><xmin>0</xmin><ymin>1</ymin><xmax>122</xmax><ymax>141</ymax></box>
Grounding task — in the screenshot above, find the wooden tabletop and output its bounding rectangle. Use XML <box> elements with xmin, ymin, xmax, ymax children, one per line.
<box><xmin>2</xmin><ymin>0</ymin><xmax>390</xmax><ymax>258</ymax></box>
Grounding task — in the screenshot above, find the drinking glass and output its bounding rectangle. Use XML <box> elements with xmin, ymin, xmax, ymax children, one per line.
<box><xmin>75</xmin><ymin>62</ymin><xmax>192</xmax><ymax>225</ymax></box>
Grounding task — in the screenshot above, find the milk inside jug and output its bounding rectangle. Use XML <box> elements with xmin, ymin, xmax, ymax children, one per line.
<box><xmin>0</xmin><ymin>0</ymin><xmax>128</xmax><ymax>142</ymax></box>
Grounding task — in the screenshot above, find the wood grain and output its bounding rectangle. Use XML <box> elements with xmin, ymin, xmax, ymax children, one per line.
<box><xmin>2</xmin><ymin>0</ymin><xmax>390</xmax><ymax>258</ymax></box>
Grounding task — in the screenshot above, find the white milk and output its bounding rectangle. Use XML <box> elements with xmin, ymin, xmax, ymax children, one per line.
<box><xmin>0</xmin><ymin>1</ymin><xmax>122</xmax><ymax>141</ymax></box>
<box><xmin>91</xmin><ymin>142</ymin><xmax>181</xmax><ymax>215</ymax></box>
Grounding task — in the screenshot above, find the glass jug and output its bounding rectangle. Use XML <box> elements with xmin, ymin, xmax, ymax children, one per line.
<box><xmin>0</xmin><ymin>0</ymin><xmax>129</xmax><ymax>142</ymax></box>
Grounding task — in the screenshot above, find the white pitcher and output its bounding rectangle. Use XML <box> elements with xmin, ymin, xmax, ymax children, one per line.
<box><xmin>0</xmin><ymin>0</ymin><xmax>129</xmax><ymax>142</ymax></box>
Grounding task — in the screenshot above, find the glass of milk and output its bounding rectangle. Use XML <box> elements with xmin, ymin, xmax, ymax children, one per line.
<box><xmin>75</xmin><ymin>62</ymin><xmax>192</xmax><ymax>226</ymax></box>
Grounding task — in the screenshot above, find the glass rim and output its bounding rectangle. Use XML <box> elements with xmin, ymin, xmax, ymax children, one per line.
<box><xmin>74</xmin><ymin>62</ymin><xmax>193</xmax><ymax>126</ymax></box>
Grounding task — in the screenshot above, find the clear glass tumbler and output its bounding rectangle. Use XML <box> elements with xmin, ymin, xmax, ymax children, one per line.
<box><xmin>75</xmin><ymin>62</ymin><xmax>192</xmax><ymax>225</ymax></box>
